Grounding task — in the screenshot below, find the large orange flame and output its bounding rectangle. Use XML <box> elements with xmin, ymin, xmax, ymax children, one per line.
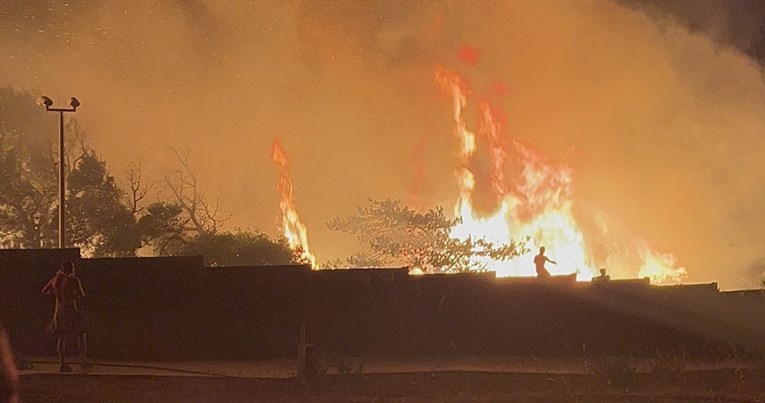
<box><xmin>270</xmin><ymin>138</ymin><xmax>317</xmax><ymax>268</ymax></box>
<box><xmin>637</xmin><ymin>244</ymin><xmax>687</xmax><ymax>283</ymax></box>
<box><xmin>434</xmin><ymin>65</ymin><xmax>687</xmax><ymax>284</ymax></box>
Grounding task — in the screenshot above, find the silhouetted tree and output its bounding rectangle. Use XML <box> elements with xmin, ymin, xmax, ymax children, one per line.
<box><xmin>163</xmin><ymin>146</ymin><xmax>227</xmax><ymax>237</ymax></box>
<box><xmin>125</xmin><ymin>159</ymin><xmax>153</xmax><ymax>218</ymax></box>
<box><xmin>67</xmin><ymin>151</ymin><xmax>141</xmax><ymax>256</ymax></box>
<box><xmin>138</xmin><ymin>147</ymin><xmax>298</xmax><ymax>265</ymax></box>
<box><xmin>0</xmin><ymin>88</ymin><xmax>142</xmax><ymax>254</ymax></box>
<box><xmin>0</xmin><ymin>138</ymin><xmax>57</xmax><ymax>247</ymax></box>
<box><xmin>0</xmin><ymin>88</ymin><xmax>302</xmax><ymax>264</ymax></box>
<box><xmin>0</xmin><ymin>87</ymin><xmax>65</xmax><ymax>247</ymax></box>
<box><xmin>327</xmin><ymin>198</ymin><xmax>527</xmax><ymax>272</ymax></box>
<box><xmin>137</xmin><ymin>201</ymin><xmax>188</xmax><ymax>255</ymax></box>
<box><xmin>138</xmin><ymin>202</ymin><xmax>297</xmax><ymax>265</ymax></box>
<box><xmin>180</xmin><ymin>230</ymin><xmax>298</xmax><ymax>266</ymax></box>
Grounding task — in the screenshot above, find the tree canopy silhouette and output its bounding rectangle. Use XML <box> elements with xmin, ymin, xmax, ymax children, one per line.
<box><xmin>327</xmin><ymin>198</ymin><xmax>527</xmax><ymax>272</ymax></box>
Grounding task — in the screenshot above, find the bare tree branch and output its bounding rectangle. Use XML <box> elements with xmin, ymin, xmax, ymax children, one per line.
<box><xmin>64</xmin><ymin>119</ymin><xmax>90</xmax><ymax>174</ymax></box>
<box><xmin>126</xmin><ymin>159</ymin><xmax>154</xmax><ymax>217</ymax></box>
<box><xmin>162</xmin><ymin>146</ymin><xmax>227</xmax><ymax>237</ymax></box>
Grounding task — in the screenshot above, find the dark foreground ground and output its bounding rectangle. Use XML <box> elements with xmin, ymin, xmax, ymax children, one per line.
<box><xmin>20</xmin><ymin>369</ymin><xmax>765</xmax><ymax>402</ymax></box>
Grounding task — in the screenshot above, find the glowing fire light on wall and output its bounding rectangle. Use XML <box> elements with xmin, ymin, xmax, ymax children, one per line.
<box><xmin>270</xmin><ymin>138</ymin><xmax>317</xmax><ymax>268</ymax></box>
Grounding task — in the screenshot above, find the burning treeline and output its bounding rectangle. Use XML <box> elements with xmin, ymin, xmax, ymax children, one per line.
<box><xmin>3</xmin><ymin>1</ymin><xmax>764</xmax><ymax>287</ymax></box>
<box><xmin>271</xmin><ymin>61</ymin><xmax>687</xmax><ymax>284</ymax></box>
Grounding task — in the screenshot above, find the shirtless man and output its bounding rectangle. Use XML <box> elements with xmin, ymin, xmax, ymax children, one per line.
<box><xmin>41</xmin><ymin>261</ymin><xmax>88</xmax><ymax>373</ymax></box>
<box><xmin>533</xmin><ymin>246</ymin><xmax>556</xmax><ymax>278</ymax></box>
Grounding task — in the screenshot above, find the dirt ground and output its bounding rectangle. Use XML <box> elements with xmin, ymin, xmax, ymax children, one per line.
<box><xmin>19</xmin><ymin>369</ymin><xmax>765</xmax><ymax>402</ymax></box>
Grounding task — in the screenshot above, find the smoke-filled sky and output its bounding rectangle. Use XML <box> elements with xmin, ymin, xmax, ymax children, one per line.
<box><xmin>1</xmin><ymin>0</ymin><xmax>764</xmax><ymax>289</ymax></box>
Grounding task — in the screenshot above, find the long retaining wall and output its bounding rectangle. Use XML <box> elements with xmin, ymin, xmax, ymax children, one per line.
<box><xmin>1</xmin><ymin>248</ymin><xmax>763</xmax><ymax>361</ymax></box>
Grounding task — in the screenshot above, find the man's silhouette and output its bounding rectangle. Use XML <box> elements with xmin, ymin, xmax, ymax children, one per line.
<box><xmin>533</xmin><ymin>246</ymin><xmax>556</xmax><ymax>278</ymax></box>
<box><xmin>593</xmin><ymin>268</ymin><xmax>611</xmax><ymax>282</ymax></box>
<box><xmin>42</xmin><ymin>261</ymin><xmax>89</xmax><ymax>373</ymax></box>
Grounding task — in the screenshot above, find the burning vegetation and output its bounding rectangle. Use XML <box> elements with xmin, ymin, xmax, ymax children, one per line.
<box><xmin>272</xmin><ymin>63</ymin><xmax>687</xmax><ymax>284</ymax></box>
<box><xmin>5</xmin><ymin>1</ymin><xmax>763</xmax><ymax>287</ymax></box>
<box><xmin>270</xmin><ymin>138</ymin><xmax>316</xmax><ymax>267</ymax></box>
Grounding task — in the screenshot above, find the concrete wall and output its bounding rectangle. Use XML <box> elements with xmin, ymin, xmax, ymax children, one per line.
<box><xmin>1</xmin><ymin>249</ymin><xmax>763</xmax><ymax>361</ymax></box>
<box><xmin>77</xmin><ymin>256</ymin><xmax>206</xmax><ymax>360</ymax></box>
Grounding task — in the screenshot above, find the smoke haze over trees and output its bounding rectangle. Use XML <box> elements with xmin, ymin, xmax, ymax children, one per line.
<box><xmin>1</xmin><ymin>1</ymin><xmax>765</xmax><ymax>287</ymax></box>
<box><xmin>0</xmin><ymin>88</ymin><xmax>297</xmax><ymax>265</ymax></box>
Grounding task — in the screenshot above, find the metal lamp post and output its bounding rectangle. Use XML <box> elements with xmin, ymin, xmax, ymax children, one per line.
<box><xmin>36</xmin><ymin>96</ymin><xmax>80</xmax><ymax>248</ymax></box>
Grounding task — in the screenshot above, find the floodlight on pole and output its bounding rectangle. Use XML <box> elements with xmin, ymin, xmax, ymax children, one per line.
<box><xmin>36</xmin><ymin>95</ymin><xmax>80</xmax><ymax>249</ymax></box>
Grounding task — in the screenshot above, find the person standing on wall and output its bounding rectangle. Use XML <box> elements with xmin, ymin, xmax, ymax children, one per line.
<box><xmin>534</xmin><ymin>246</ymin><xmax>556</xmax><ymax>278</ymax></box>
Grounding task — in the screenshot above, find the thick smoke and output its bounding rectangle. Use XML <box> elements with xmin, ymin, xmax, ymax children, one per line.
<box><xmin>1</xmin><ymin>1</ymin><xmax>763</xmax><ymax>288</ymax></box>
